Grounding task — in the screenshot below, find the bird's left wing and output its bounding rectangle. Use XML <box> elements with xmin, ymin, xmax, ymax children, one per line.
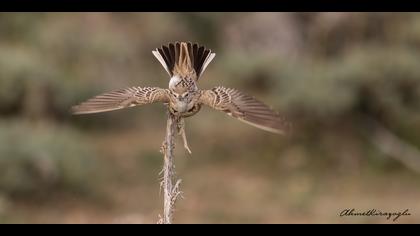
<box><xmin>72</xmin><ymin>87</ymin><xmax>169</xmax><ymax>115</ymax></box>
<box><xmin>199</xmin><ymin>86</ymin><xmax>291</xmax><ymax>134</ymax></box>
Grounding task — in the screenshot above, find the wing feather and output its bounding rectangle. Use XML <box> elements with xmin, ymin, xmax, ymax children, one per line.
<box><xmin>199</xmin><ymin>87</ymin><xmax>291</xmax><ymax>134</ymax></box>
<box><xmin>71</xmin><ymin>87</ymin><xmax>168</xmax><ymax>115</ymax></box>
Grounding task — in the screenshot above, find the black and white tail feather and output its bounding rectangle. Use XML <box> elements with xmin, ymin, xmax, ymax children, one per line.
<box><xmin>152</xmin><ymin>42</ymin><xmax>216</xmax><ymax>79</ymax></box>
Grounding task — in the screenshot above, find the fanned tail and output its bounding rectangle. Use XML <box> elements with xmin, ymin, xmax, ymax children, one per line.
<box><xmin>152</xmin><ymin>41</ymin><xmax>216</xmax><ymax>79</ymax></box>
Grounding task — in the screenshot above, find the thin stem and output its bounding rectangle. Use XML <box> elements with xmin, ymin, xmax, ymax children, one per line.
<box><xmin>159</xmin><ymin>112</ymin><xmax>182</xmax><ymax>224</ymax></box>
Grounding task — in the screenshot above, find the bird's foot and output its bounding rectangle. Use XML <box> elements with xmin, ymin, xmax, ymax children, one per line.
<box><xmin>178</xmin><ymin>118</ymin><xmax>192</xmax><ymax>155</ymax></box>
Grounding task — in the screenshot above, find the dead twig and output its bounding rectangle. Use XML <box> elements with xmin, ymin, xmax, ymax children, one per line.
<box><xmin>158</xmin><ymin>112</ymin><xmax>183</xmax><ymax>224</ymax></box>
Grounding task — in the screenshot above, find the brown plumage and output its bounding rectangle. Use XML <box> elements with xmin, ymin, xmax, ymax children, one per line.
<box><xmin>71</xmin><ymin>87</ymin><xmax>168</xmax><ymax>115</ymax></box>
<box><xmin>72</xmin><ymin>41</ymin><xmax>290</xmax><ymax>135</ymax></box>
<box><xmin>199</xmin><ymin>87</ymin><xmax>291</xmax><ymax>134</ymax></box>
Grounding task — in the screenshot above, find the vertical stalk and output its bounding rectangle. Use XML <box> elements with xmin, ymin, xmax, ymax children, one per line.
<box><xmin>159</xmin><ymin>112</ymin><xmax>182</xmax><ymax>224</ymax></box>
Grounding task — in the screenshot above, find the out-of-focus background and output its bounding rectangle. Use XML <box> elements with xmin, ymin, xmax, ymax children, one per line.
<box><xmin>1</xmin><ymin>12</ymin><xmax>420</xmax><ymax>223</ymax></box>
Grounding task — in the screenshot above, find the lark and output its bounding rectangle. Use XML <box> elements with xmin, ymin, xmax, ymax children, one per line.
<box><xmin>72</xmin><ymin>42</ymin><xmax>290</xmax><ymax>153</ymax></box>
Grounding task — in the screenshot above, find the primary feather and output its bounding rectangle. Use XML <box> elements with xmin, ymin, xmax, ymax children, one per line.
<box><xmin>199</xmin><ymin>87</ymin><xmax>291</xmax><ymax>134</ymax></box>
<box><xmin>72</xmin><ymin>87</ymin><xmax>169</xmax><ymax>115</ymax></box>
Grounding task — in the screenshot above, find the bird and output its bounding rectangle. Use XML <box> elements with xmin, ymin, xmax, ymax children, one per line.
<box><xmin>72</xmin><ymin>42</ymin><xmax>290</xmax><ymax>152</ymax></box>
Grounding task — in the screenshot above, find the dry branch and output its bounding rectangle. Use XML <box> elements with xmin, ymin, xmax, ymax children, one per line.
<box><xmin>158</xmin><ymin>112</ymin><xmax>182</xmax><ymax>224</ymax></box>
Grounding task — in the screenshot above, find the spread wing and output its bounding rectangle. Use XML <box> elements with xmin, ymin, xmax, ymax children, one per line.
<box><xmin>199</xmin><ymin>87</ymin><xmax>291</xmax><ymax>134</ymax></box>
<box><xmin>71</xmin><ymin>87</ymin><xmax>169</xmax><ymax>115</ymax></box>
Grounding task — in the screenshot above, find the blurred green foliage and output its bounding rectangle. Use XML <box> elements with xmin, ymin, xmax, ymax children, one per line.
<box><xmin>0</xmin><ymin>120</ymin><xmax>97</xmax><ymax>196</ymax></box>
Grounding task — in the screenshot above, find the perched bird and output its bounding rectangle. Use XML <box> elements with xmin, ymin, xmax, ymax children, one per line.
<box><xmin>72</xmin><ymin>42</ymin><xmax>290</xmax><ymax>152</ymax></box>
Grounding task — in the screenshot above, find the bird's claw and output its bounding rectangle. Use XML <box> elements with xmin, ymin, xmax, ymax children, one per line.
<box><xmin>184</xmin><ymin>142</ymin><xmax>192</xmax><ymax>154</ymax></box>
<box><xmin>178</xmin><ymin>118</ymin><xmax>192</xmax><ymax>155</ymax></box>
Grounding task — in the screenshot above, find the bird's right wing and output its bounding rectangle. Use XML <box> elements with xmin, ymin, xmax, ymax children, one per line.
<box><xmin>199</xmin><ymin>86</ymin><xmax>291</xmax><ymax>135</ymax></box>
<box><xmin>71</xmin><ymin>87</ymin><xmax>169</xmax><ymax>115</ymax></box>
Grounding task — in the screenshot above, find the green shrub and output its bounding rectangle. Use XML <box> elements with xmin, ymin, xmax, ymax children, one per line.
<box><xmin>0</xmin><ymin>120</ymin><xmax>98</xmax><ymax>196</ymax></box>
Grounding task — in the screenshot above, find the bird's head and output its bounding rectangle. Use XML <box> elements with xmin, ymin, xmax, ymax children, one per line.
<box><xmin>168</xmin><ymin>75</ymin><xmax>198</xmax><ymax>104</ymax></box>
